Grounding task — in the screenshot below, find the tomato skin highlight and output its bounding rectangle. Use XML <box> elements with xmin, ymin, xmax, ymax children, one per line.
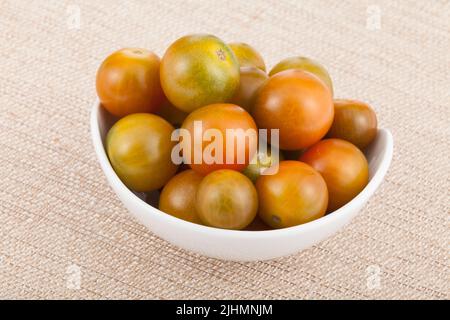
<box><xmin>327</xmin><ymin>99</ymin><xmax>378</xmax><ymax>149</ymax></box>
<box><xmin>159</xmin><ymin>170</ymin><xmax>204</xmax><ymax>224</ymax></box>
<box><xmin>180</xmin><ymin>103</ymin><xmax>258</xmax><ymax>175</ymax></box>
<box><xmin>256</xmin><ymin>161</ymin><xmax>328</xmax><ymax>229</ymax></box>
<box><xmin>252</xmin><ymin>69</ymin><xmax>334</xmax><ymax>150</ymax></box>
<box><xmin>229</xmin><ymin>42</ymin><xmax>266</xmax><ymax>71</ymax></box>
<box><xmin>196</xmin><ymin>170</ymin><xmax>258</xmax><ymax>230</ymax></box>
<box><xmin>96</xmin><ymin>48</ymin><xmax>164</xmax><ymax>117</ymax></box>
<box><xmin>160</xmin><ymin>34</ymin><xmax>240</xmax><ymax>113</ymax></box>
<box><xmin>300</xmin><ymin>139</ymin><xmax>369</xmax><ymax>212</ymax></box>
<box><xmin>106</xmin><ymin>113</ymin><xmax>178</xmax><ymax>192</ymax></box>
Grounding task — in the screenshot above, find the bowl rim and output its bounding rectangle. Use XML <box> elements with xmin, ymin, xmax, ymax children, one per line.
<box><xmin>90</xmin><ymin>100</ymin><xmax>393</xmax><ymax>239</ymax></box>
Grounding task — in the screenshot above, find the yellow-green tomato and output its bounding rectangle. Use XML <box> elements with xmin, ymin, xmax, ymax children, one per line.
<box><xmin>159</xmin><ymin>170</ymin><xmax>204</xmax><ymax>224</ymax></box>
<box><xmin>196</xmin><ymin>170</ymin><xmax>258</xmax><ymax>230</ymax></box>
<box><xmin>229</xmin><ymin>42</ymin><xmax>266</xmax><ymax>71</ymax></box>
<box><xmin>230</xmin><ymin>67</ymin><xmax>268</xmax><ymax>111</ymax></box>
<box><xmin>242</xmin><ymin>147</ymin><xmax>284</xmax><ymax>183</ymax></box>
<box><xmin>160</xmin><ymin>34</ymin><xmax>240</xmax><ymax>113</ymax></box>
<box><xmin>269</xmin><ymin>56</ymin><xmax>333</xmax><ymax>95</ymax></box>
<box><xmin>106</xmin><ymin>113</ymin><xmax>178</xmax><ymax>192</ymax></box>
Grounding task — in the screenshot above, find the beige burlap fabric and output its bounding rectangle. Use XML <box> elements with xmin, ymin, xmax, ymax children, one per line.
<box><xmin>0</xmin><ymin>0</ymin><xmax>448</xmax><ymax>299</ymax></box>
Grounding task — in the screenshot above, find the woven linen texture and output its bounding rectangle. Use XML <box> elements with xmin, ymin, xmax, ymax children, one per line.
<box><xmin>0</xmin><ymin>0</ymin><xmax>448</xmax><ymax>299</ymax></box>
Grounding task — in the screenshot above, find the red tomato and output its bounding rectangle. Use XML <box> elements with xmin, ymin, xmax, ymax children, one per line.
<box><xmin>180</xmin><ymin>103</ymin><xmax>258</xmax><ymax>175</ymax></box>
<box><xmin>300</xmin><ymin>139</ymin><xmax>369</xmax><ymax>212</ymax></box>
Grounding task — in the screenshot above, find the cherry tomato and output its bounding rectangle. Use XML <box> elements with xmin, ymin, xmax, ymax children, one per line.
<box><xmin>96</xmin><ymin>48</ymin><xmax>164</xmax><ymax>117</ymax></box>
<box><xmin>327</xmin><ymin>99</ymin><xmax>378</xmax><ymax>149</ymax></box>
<box><xmin>180</xmin><ymin>103</ymin><xmax>258</xmax><ymax>175</ymax></box>
<box><xmin>245</xmin><ymin>216</ymin><xmax>271</xmax><ymax>231</ymax></box>
<box><xmin>269</xmin><ymin>56</ymin><xmax>333</xmax><ymax>95</ymax></box>
<box><xmin>252</xmin><ymin>69</ymin><xmax>334</xmax><ymax>150</ymax></box>
<box><xmin>160</xmin><ymin>34</ymin><xmax>239</xmax><ymax>113</ymax></box>
<box><xmin>229</xmin><ymin>42</ymin><xmax>266</xmax><ymax>71</ymax></box>
<box><xmin>196</xmin><ymin>170</ymin><xmax>258</xmax><ymax>230</ymax></box>
<box><xmin>242</xmin><ymin>146</ymin><xmax>284</xmax><ymax>183</ymax></box>
<box><xmin>282</xmin><ymin>149</ymin><xmax>305</xmax><ymax>160</ymax></box>
<box><xmin>300</xmin><ymin>139</ymin><xmax>369</xmax><ymax>212</ymax></box>
<box><xmin>256</xmin><ymin>161</ymin><xmax>328</xmax><ymax>228</ymax></box>
<box><xmin>106</xmin><ymin>113</ymin><xmax>178</xmax><ymax>192</ymax></box>
<box><xmin>159</xmin><ymin>170</ymin><xmax>203</xmax><ymax>224</ymax></box>
<box><xmin>156</xmin><ymin>99</ymin><xmax>188</xmax><ymax>128</ymax></box>
<box><xmin>230</xmin><ymin>66</ymin><xmax>268</xmax><ymax>112</ymax></box>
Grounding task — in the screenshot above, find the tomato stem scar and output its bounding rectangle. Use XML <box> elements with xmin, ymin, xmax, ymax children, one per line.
<box><xmin>216</xmin><ymin>49</ymin><xmax>226</xmax><ymax>60</ymax></box>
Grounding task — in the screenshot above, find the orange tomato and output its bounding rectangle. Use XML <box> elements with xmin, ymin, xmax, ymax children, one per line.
<box><xmin>256</xmin><ymin>161</ymin><xmax>328</xmax><ymax>228</ymax></box>
<box><xmin>252</xmin><ymin>69</ymin><xmax>334</xmax><ymax>150</ymax></box>
<box><xmin>300</xmin><ymin>139</ymin><xmax>369</xmax><ymax>212</ymax></box>
<box><xmin>180</xmin><ymin>103</ymin><xmax>258</xmax><ymax>175</ymax></box>
<box><xmin>159</xmin><ymin>170</ymin><xmax>204</xmax><ymax>224</ymax></box>
<box><xmin>196</xmin><ymin>170</ymin><xmax>258</xmax><ymax>230</ymax></box>
<box><xmin>96</xmin><ymin>48</ymin><xmax>164</xmax><ymax>117</ymax></box>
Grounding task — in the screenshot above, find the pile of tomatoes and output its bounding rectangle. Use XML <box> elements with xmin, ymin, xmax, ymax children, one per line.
<box><xmin>96</xmin><ymin>34</ymin><xmax>378</xmax><ymax>231</ymax></box>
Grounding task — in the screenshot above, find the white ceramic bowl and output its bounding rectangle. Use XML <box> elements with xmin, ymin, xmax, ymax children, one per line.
<box><xmin>90</xmin><ymin>102</ymin><xmax>393</xmax><ymax>261</ymax></box>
